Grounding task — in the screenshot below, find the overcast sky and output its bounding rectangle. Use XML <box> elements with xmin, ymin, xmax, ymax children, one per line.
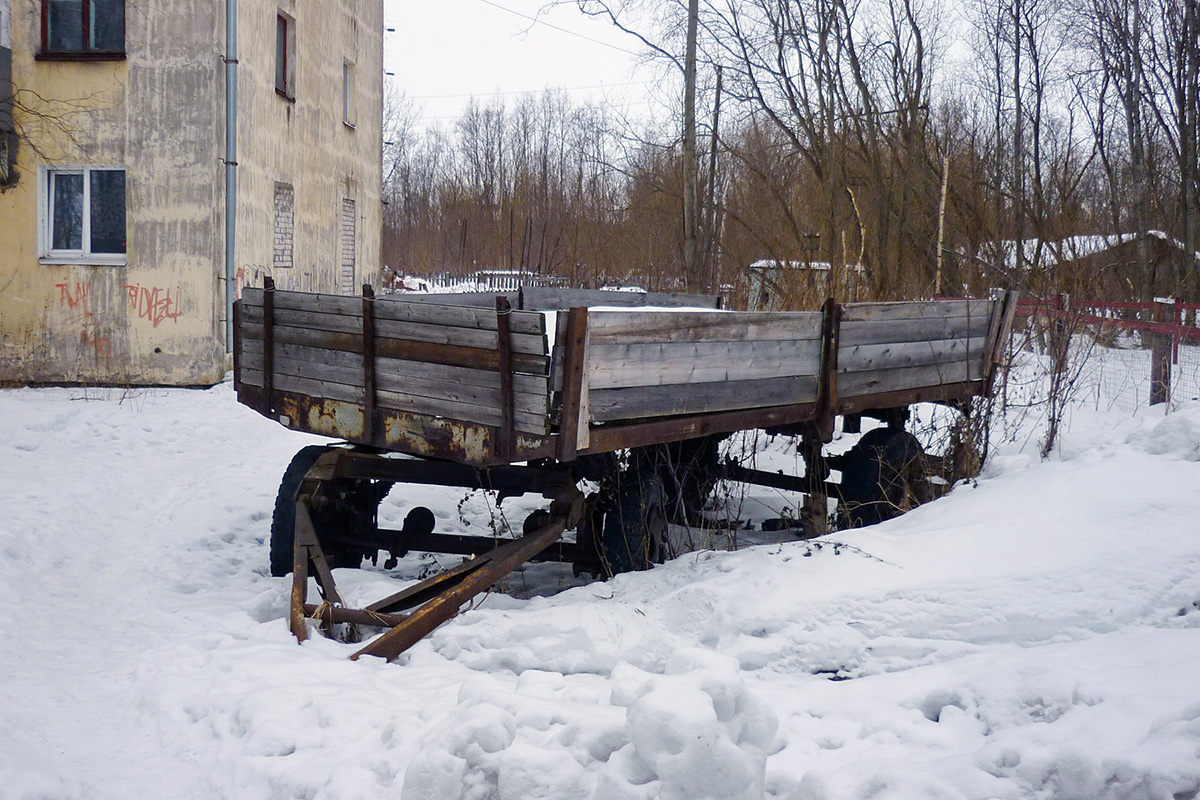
<box><xmin>383</xmin><ymin>0</ymin><xmax>660</xmax><ymax>128</ymax></box>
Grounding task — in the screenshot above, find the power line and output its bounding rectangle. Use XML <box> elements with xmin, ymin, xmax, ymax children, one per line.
<box><xmin>474</xmin><ymin>0</ymin><xmax>638</xmax><ymax>55</ymax></box>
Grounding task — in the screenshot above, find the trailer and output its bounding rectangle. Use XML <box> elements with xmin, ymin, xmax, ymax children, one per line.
<box><xmin>233</xmin><ymin>282</ymin><xmax>1018</xmax><ymax>660</ymax></box>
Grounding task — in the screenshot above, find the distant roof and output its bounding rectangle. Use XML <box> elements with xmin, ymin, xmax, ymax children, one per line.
<box><xmin>983</xmin><ymin>231</ymin><xmax>1200</xmax><ymax>270</ymax></box>
<box><xmin>749</xmin><ymin>259</ymin><xmax>864</xmax><ymax>273</ymax></box>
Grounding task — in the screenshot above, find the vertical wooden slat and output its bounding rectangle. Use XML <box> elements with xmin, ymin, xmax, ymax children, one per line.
<box><xmin>801</xmin><ymin>436</ymin><xmax>829</xmax><ymax>538</ymax></box>
<box><xmin>983</xmin><ymin>290</ymin><xmax>1020</xmax><ymax>396</ymax></box>
<box><xmin>556</xmin><ymin>307</ymin><xmax>590</xmax><ymax>462</ymax></box>
<box><xmin>813</xmin><ymin>298</ymin><xmax>841</xmax><ymax>442</ymax></box>
<box><xmin>496</xmin><ymin>296</ymin><xmax>516</xmax><ymax>462</ymax></box>
<box><xmin>362</xmin><ymin>284</ymin><xmax>377</xmax><ymax>443</ymax></box>
<box><xmin>1150</xmin><ymin>299</ymin><xmax>1173</xmax><ymax>406</ymax></box>
<box><xmin>289</xmin><ymin>497</ymin><xmax>310</xmax><ymax>643</ymax></box>
<box><xmin>263</xmin><ymin>277</ymin><xmax>276</xmax><ymax>413</ymax></box>
<box><xmin>232</xmin><ymin>299</ymin><xmax>241</xmax><ymax>392</ymax></box>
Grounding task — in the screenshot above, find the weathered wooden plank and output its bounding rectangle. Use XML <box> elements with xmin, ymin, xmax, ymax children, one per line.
<box><xmin>587</xmin><ymin>311</ymin><xmax>823</xmax><ymax>344</ymax></box>
<box><xmin>556</xmin><ymin>308</ymin><xmax>591</xmax><ymax>459</ymax></box>
<box><xmin>519</xmin><ymin>286</ymin><xmax>722</xmax><ymax>310</ymax></box>
<box><xmin>240</xmin><ymin>353</ymin><xmax>548</xmax><ymax>418</ymax></box>
<box><xmin>838</xmin><ymin>359</ymin><xmax>985</xmax><ymax>398</ymax></box>
<box><xmin>239</xmin><ymin>321</ymin><xmax>364</xmax><ymax>353</ymax></box>
<box><xmin>375</xmin><ymin>356</ymin><xmax>547</xmax><ymax>397</ymax></box>
<box><xmin>835</xmin><ymin>380</ymin><xmax>986</xmax><ymax>416</ymax></box>
<box><xmin>838</xmin><ymin>337</ymin><xmax>989</xmax><ymax>374</ymax></box>
<box><xmin>841</xmin><ymin>299</ymin><xmax>993</xmax><ymax>323</ymax></box>
<box><xmin>241</xmin><ymin>303</ymin><xmax>364</xmax><ymax>335</ymax></box>
<box><xmin>241</xmin><ymin>338</ymin><xmax>359</xmax><ymax>369</ymax></box>
<box><xmin>588</xmin><ymin>375</ymin><xmax>819</xmax><ymax>422</ymax></box>
<box><xmin>376</xmin><ymin>388</ymin><xmax>547</xmax><ymax>434</ymax></box>
<box><xmin>375</xmin><ymin>372</ymin><xmax>548</xmax><ymax>419</ymax></box>
<box><xmin>243</xmin><ymin>305</ymin><xmax>546</xmax><ymax>356</ymax></box>
<box><xmin>376</xmin><ymin>298</ymin><xmax>545</xmax><ymax>335</ymax></box>
<box><xmin>581</xmin><ymin>401</ymin><xmax>818</xmax><ymax>455</ymax></box>
<box><xmin>249</xmin><ymin>353</ymin><xmax>364</xmax><ymax>387</ymax></box>
<box><xmin>241</xmin><ymin>320</ymin><xmax>547</xmax><ymax>375</ymax></box>
<box><xmin>241</xmin><ymin>288</ymin><xmax>546</xmax><ymax>335</ymax></box>
<box><xmin>839</xmin><ymin>314</ymin><xmax>992</xmax><ymax>347</ymax></box>
<box><xmin>376</xmin><ymin>337</ymin><xmax>547</xmax><ymax>376</ymax></box>
<box><xmin>381</xmin><ymin>291</ymin><xmax>519</xmax><ymax>309</ymax></box>
<box><xmin>586</xmin><ymin>338</ymin><xmax>824</xmax><ymax>389</ymax></box>
<box><xmin>240</xmin><ymin>368</ymin><xmax>365</xmax><ymax>405</ymax></box>
<box><xmin>550</xmin><ymin>343</ymin><xmax>566</xmax><ymax>393</ymax></box>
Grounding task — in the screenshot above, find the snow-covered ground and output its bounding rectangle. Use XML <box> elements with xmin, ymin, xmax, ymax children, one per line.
<box><xmin>3</xmin><ymin>350</ymin><xmax>1200</xmax><ymax>800</ymax></box>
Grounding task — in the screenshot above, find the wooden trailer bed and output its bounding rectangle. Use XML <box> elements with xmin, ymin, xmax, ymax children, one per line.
<box><xmin>234</xmin><ymin>284</ymin><xmax>1017</xmax><ymax>467</ymax></box>
<box><xmin>232</xmin><ymin>283</ymin><xmax>1018</xmax><ymax>661</ymax></box>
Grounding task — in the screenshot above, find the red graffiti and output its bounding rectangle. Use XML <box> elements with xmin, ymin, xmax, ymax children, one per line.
<box><xmin>55</xmin><ymin>282</ymin><xmax>93</xmax><ymax>317</ymax></box>
<box><xmin>80</xmin><ymin>326</ymin><xmax>113</xmax><ymax>357</ymax></box>
<box><xmin>235</xmin><ymin>265</ymin><xmax>267</xmax><ymax>299</ymax></box>
<box><xmin>125</xmin><ymin>284</ymin><xmax>183</xmax><ymax>328</ymax></box>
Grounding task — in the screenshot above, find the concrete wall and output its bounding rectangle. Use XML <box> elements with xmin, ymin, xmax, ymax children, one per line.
<box><xmin>0</xmin><ymin>0</ymin><xmax>225</xmax><ymax>385</ymax></box>
<box><xmin>233</xmin><ymin>0</ymin><xmax>383</xmax><ymax>298</ymax></box>
<box><xmin>0</xmin><ymin>0</ymin><xmax>383</xmax><ymax>386</ymax></box>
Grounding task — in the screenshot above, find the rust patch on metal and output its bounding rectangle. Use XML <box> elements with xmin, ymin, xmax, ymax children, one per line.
<box><xmin>278</xmin><ymin>396</ymin><xmax>365</xmax><ymax>439</ymax></box>
<box><xmin>383</xmin><ymin>411</ymin><xmax>492</xmax><ymax>465</ymax></box>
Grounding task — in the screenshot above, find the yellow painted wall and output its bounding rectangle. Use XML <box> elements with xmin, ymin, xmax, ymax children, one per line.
<box><xmin>0</xmin><ymin>0</ymin><xmax>382</xmax><ymax>386</ymax></box>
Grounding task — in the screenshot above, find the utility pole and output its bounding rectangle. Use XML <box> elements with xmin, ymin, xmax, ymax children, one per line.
<box><xmin>704</xmin><ymin>65</ymin><xmax>723</xmax><ymax>293</ymax></box>
<box><xmin>683</xmin><ymin>0</ymin><xmax>700</xmax><ymax>291</ymax></box>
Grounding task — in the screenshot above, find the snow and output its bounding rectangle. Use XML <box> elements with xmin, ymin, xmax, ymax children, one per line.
<box><xmin>3</xmin><ymin>359</ymin><xmax>1200</xmax><ymax>799</ymax></box>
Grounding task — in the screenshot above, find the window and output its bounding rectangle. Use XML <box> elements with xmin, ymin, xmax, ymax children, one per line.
<box><xmin>275</xmin><ymin>11</ymin><xmax>295</xmax><ymax>99</ymax></box>
<box><xmin>342</xmin><ymin>60</ymin><xmax>356</xmax><ymax>127</ymax></box>
<box><xmin>40</xmin><ymin>0</ymin><xmax>124</xmax><ymax>57</ymax></box>
<box><xmin>40</xmin><ymin>166</ymin><xmax>126</xmax><ymax>264</ymax></box>
<box><xmin>273</xmin><ymin>182</ymin><xmax>294</xmax><ymax>269</ymax></box>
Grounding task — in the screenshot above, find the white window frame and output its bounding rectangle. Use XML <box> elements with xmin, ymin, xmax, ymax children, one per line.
<box><xmin>39</xmin><ymin>165</ymin><xmax>128</xmax><ymax>266</ymax></box>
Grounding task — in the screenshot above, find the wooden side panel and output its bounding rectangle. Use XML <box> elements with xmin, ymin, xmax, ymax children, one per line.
<box><xmin>579</xmin><ymin>309</ymin><xmax>823</xmax><ymax>423</ymax></box>
<box><xmin>519</xmin><ymin>286</ymin><xmax>722</xmax><ymax>311</ymax></box>
<box><xmin>236</xmin><ymin>288</ymin><xmax>551</xmax><ymax>436</ymax></box>
<box><xmin>837</xmin><ymin>299</ymin><xmax>998</xmax><ymax>401</ymax></box>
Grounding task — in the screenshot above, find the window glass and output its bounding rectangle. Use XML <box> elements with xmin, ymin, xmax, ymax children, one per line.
<box><xmin>91</xmin><ymin>0</ymin><xmax>124</xmax><ymax>51</ymax></box>
<box><xmin>275</xmin><ymin>15</ymin><xmax>288</xmax><ymax>94</ymax></box>
<box><xmin>43</xmin><ymin>167</ymin><xmax>126</xmax><ymax>262</ymax></box>
<box><xmin>47</xmin><ymin>0</ymin><xmax>83</xmax><ymax>51</ymax></box>
<box><xmin>51</xmin><ymin>172</ymin><xmax>83</xmax><ymax>251</ymax></box>
<box><xmin>89</xmin><ymin>169</ymin><xmax>126</xmax><ymax>253</ymax></box>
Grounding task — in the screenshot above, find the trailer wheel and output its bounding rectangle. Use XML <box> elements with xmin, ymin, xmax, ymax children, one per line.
<box><xmin>602</xmin><ymin>472</ymin><xmax>667</xmax><ymax>574</ymax></box>
<box><xmin>269</xmin><ymin>445</ymin><xmax>332</xmax><ymax>577</ymax></box>
<box><xmin>269</xmin><ymin>446</ymin><xmax>386</xmax><ymax>576</ymax></box>
<box><xmin>834</xmin><ymin>428</ymin><xmax>933</xmax><ymax>529</ymax></box>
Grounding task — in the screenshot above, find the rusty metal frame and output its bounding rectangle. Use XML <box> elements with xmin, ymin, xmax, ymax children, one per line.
<box><xmin>284</xmin><ymin>447</ymin><xmax>584</xmax><ymax>661</ymax></box>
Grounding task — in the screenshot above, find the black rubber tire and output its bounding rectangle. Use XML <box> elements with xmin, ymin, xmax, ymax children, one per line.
<box><xmin>269</xmin><ymin>445</ymin><xmax>333</xmax><ymax>577</ymax></box>
<box><xmin>602</xmin><ymin>472</ymin><xmax>667</xmax><ymax>574</ymax></box>
<box><xmin>835</xmin><ymin>429</ymin><xmax>931</xmax><ymax>529</ymax></box>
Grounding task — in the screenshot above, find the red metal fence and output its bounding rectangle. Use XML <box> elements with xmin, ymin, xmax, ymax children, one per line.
<box><xmin>1014</xmin><ymin>295</ymin><xmax>1200</xmax><ymax>407</ymax></box>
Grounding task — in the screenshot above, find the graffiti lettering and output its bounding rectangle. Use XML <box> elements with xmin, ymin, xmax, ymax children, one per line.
<box><xmin>80</xmin><ymin>326</ymin><xmax>113</xmax><ymax>357</ymax></box>
<box><xmin>125</xmin><ymin>284</ymin><xmax>183</xmax><ymax>328</ymax></box>
<box><xmin>235</xmin><ymin>265</ymin><xmax>268</xmax><ymax>299</ymax></box>
<box><xmin>55</xmin><ymin>282</ymin><xmax>93</xmax><ymax>317</ymax></box>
